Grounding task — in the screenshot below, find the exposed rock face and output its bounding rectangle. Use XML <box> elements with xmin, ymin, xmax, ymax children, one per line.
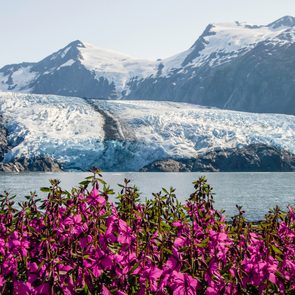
<box><xmin>193</xmin><ymin>144</ymin><xmax>295</xmax><ymax>172</ymax></box>
<box><xmin>0</xmin><ymin>162</ymin><xmax>25</xmax><ymax>173</ymax></box>
<box><xmin>19</xmin><ymin>156</ymin><xmax>62</xmax><ymax>172</ymax></box>
<box><xmin>0</xmin><ymin>116</ymin><xmax>8</xmax><ymax>162</ymax></box>
<box><xmin>0</xmin><ymin>157</ymin><xmax>62</xmax><ymax>172</ymax></box>
<box><xmin>140</xmin><ymin>159</ymin><xmax>190</xmax><ymax>172</ymax></box>
<box><xmin>141</xmin><ymin>144</ymin><xmax>295</xmax><ymax>172</ymax></box>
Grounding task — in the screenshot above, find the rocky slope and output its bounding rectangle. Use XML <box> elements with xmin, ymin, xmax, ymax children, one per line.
<box><xmin>0</xmin><ymin>156</ymin><xmax>61</xmax><ymax>172</ymax></box>
<box><xmin>0</xmin><ymin>115</ymin><xmax>8</xmax><ymax>162</ymax></box>
<box><xmin>141</xmin><ymin>144</ymin><xmax>295</xmax><ymax>172</ymax></box>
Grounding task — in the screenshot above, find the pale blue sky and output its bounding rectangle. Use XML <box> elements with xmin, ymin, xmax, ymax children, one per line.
<box><xmin>1</xmin><ymin>0</ymin><xmax>295</xmax><ymax>67</ymax></box>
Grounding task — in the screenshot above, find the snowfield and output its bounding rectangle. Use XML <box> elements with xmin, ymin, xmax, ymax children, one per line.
<box><xmin>78</xmin><ymin>42</ymin><xmax>156</xmax><ymax>92</ymax></box>
<box><xmin>1</xmin><ymin>92</ymin><xmax>295</xmax><ymax>171</ymax></box>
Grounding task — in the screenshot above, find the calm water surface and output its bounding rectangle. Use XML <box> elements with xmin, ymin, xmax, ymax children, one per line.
<box><xmin>0</xmin><ymin>172</ymin><xmax>294</xmax><ymax>220</ymax></box>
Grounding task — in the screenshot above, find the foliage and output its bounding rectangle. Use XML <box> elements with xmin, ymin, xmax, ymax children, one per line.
<box><xmin>0</xmin><ymin>171</ymin><xmax>294</xmax><ymax>294</ymax></box>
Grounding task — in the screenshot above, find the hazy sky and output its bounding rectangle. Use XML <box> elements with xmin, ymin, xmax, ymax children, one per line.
<box><xmin>1</xmin><ymin>0</ymin><xmax>295</xmax><ymax>67</ymax></box>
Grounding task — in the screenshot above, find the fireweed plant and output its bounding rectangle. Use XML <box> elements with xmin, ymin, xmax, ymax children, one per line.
<box><xmin>0</xmin><ymin>169</ymin><xmax>294</xmax><ymax>294</ymax></box>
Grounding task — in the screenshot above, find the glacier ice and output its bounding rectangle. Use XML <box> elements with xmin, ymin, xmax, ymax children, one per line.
<box><xmin>1</xmin><ymin>92</ymin><xmax>295</xmax><ymax>171</ymax></box>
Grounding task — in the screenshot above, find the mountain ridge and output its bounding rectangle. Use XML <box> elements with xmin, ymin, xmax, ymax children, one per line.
<box><xmin>1</xmin><ymin>16</ymin><xmax>295</xmax><ymax>114</ymax></box>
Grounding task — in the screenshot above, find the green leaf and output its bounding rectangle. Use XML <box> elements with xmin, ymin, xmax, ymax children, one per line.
<box><xmin>40</xmin><ymin>187</ymin><xmax>51</xmax><ymax>193</ymax></box>
<box><xmin>130</xmin><ymin>261</ymin><xmax>140</xmax><ymax>274</ymax></box>
<box><xmin>162</xmin><ymin>188</ymin><xmax>168</xmax><ymax>194</ymax></box>
<box><xmin>84</xmin><ymin>284</ymin><xmax>92</xmax><ymax>295</ymax></box>
<box><xmin>79</xmin><ymin>180</ymin><xmax>90</xmax><ymax>186</ymax></box>
<box><xmin>98</xmin><ymin>179</ymin><xmax>107</xmax><ymax>185</ymax></box>
<box><xmin>271</xmin><ymin>245</ymin><xmax>283</xmax><ymax>255</ymax></box>
<box><xmin>196</xmin><ymin>237</ymin><xmax>209</xmax><ymax>248</ymax></box>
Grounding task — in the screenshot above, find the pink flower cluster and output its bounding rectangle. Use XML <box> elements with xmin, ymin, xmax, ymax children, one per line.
<box><xmin>0</xmin><ymin>175</ymin><xmax>294</xmax><ymax>294</ymax></box>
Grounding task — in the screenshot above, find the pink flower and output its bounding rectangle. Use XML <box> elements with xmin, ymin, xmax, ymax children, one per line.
<box><xmin>87</xmin><ymin>188</ymin><xmax>106</xmax><ymax>207</ymax></box>
<box><xmin>144</xmin><ymin>266</ymin><xmax>163</xmax><ymax>291</ymax></box>
<box><xmin>63</xmin><ymin>214</ymin><xmax>88</xmax><ymax>235</ymax></box>
<box><xmin>79</xmin><ymin>235</ymin><xmax>93</xmax><ymax>248</ymax></box>
<box><xmin>13</xmin><ymin>281</ymin><xmax>32</xmax><ymax>295</ymax></box>
<box><xmin>64</xmin><ymin>214</ymin><xmax>82</xmax><ymax>225</ymax></box>
<box><xmin>171</xmin><ymin>271</ymin><xmax>200</xmax><ymax>295</ymax></box>
<box><xmin>206</xmin><ymin>286</ymin><xmax>219</xmax><ymax>295</ymax></box>
<box><xmin>35</xmin><ymin>283</ymin><xmax>50</xmax><ymax>295</ymax></box>
<box><xmin>118</xmin><ymin>219</ymin><xmax>133</xmax><ymax>246</ymax></box>
<box><xmin>102</xmin><ymin>285</ymin><xmax>112</xmax><ymax>295</ymax></box>
<box><xmin>0</xmin><ymin>275</ymin><xmax>5</xmax><ymax>288</ymax></box>
<box><xmin>174</xmin><ymin>236</ymin><xmax>187</xmax><ymax>248</ymax></box>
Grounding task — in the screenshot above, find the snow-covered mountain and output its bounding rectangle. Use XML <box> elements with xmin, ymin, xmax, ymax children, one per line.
<box><xmin>159</xmin><ymin>15</ymin><xmax>295</xmax><ymax>72</ymax></box>
<box><xmin>1</xmin><ymin>92</ymin><xmax>295</xmax><ymax>171</ymax></box>
<box><xmin>127</xmin><ymin>16</ymin><xmax>295</xmax><ymax>114</ymax></box>
<box><xmin>1</xmin><ymin>16</ymin><xmax>295</xmax><ymax>114</ymax></box>
<box><xmin>0</xmin><ymin>40</ymin><xmax>156</xmax><ymax>99</ymax></box>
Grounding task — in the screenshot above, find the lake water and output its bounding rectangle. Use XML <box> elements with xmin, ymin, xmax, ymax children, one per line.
<box><xmin>0</xmin><ymin>172</ymin><xmax>294</xmax><ymax>221</ymax></box>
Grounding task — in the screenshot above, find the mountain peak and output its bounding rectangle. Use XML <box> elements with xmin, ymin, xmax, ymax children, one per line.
<box><xmin>267</xmin><ymin>15</ymin><xmax>295</xmax><ymax>29</ymax></box>
<box><xmin>36</xmin><ymin>40</ymin><xmax>87</xmax><ymax>66</ymax></box>
<box><xmin>66</xmin><ymin>40</ymin><xmax>86</xmax><ymax>49</ymax></box>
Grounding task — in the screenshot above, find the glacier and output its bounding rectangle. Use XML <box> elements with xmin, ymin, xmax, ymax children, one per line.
<box><xmin>1</xmin><ymin>92</ymin><xmax>295</xmax><ymax>171</ymax></box>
